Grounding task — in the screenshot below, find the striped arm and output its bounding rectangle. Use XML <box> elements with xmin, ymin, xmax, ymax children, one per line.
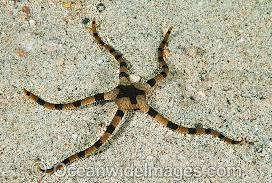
<box><xmin>90</xmin><ymin>18</ymin><xmax>130</xmax><ymax>84</ymax></box>
<box><xmin>145</xmin><ymin>106</ymin><xmax>246</xmax><ymax>145</ymax></box>
<box><xmin>23</xmin><ymin>88</ymin><xmax>118</xmax><ymax>110</ymax></box>
<box><xmin>146</xmin><ymin>26</ymin><xmax>173</xmax><ymax>88</ymax></box>
<box><xmin>39</xmin><ymin>109</ymin><xmax>126</xmax><ymax>174</ymax></box>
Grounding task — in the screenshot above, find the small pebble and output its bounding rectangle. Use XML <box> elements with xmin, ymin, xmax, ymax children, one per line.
<box><xmin>22</xmin><ymin>5</ymin><xmax>30</xmax><ymax>15</ymax></box>
<box><xmin>63</xmin><ymin>2</ymin><xmax>72</xmax><ymax>9</ymax></box>
<box><xmin>16</xmin><ymin>48</ymin><xmax>28</xmax><ymax>58</ymax></box>
<box><xmin>96</xmin><ymin>3</ymin><xmax>106</xmax><ymax>13</ymax></box>
<box><xmin>82</xmin><ymin>18</ymin><xmax>90</xmax><ymax>25</ymax></box>
<box><xmin>28</xmin><ymin>19</ymin><xmax>36</xmax><ymax>27</ymax></box>
<box><xmin>71</xmin><ymin>133</ymin><xmax>78</xmax><ymax>141</ymax></box>
<box><xmin>129</xmin><ymin>74</ymin><xmax>141</xmax><ymax>83</ymax></box>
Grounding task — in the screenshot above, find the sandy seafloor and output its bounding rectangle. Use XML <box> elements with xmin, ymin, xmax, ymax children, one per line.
<box><xmin>0</xmin><ymin>0</ymin><xmax>271</xmax><ymax>182</ymax></box>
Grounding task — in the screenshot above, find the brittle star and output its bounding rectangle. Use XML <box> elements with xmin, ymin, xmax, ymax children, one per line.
<box><xmin>24</xmin><ymin>18</ymin><xmax>248</xmax><ymax>174</ymax></box>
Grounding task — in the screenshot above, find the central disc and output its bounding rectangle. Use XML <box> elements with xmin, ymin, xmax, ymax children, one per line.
<box><xmin>116</xmin><ymin>85</ymin><xmax>145</xmax><ymax>104</ymax></box>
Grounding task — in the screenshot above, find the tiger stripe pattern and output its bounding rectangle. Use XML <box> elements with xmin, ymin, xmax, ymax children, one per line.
<box><xmin>90</xmin><ymin>18</ymin><xmax>130</xmax><ymax>84</ymax></box>
<box><xmin>146</xmin><ymin>26</ymin><xmax>172</xmax><ymax>88</ymax></box>
<box><xmin>23</xmin><ymin>88</ymin><xmax>118</xmax><ymax>110</ymax></box>
<box><xmin>145</xmin><ymin>107</ymin><xmax>244</xmax><ymax>144</ymax></box>
<box><xmin>24</xmin><ymin>18</ymin><xmax>249</xmax><ymax>175</ymax></box>
<box><xmin>39</xmin><ymin>109</ymin><xmax>126</xmax><ymax>174</ymax></box>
